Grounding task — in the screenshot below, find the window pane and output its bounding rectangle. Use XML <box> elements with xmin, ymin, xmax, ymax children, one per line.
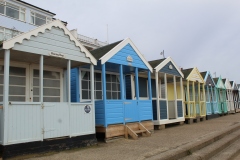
<box><xmin>33</xmin><ymin>97</ymin><xmax>39</xmax><ymax>102</ymax></box>
<box><xmin>82</xmin><ymin>90</ymin><xmax>89</xmax><ymax>99</ymax></box>
<box><xmin>116</xmin><ymin>83</ymin><xmax>120</xmax><ymax>91</ymax></box>
<box><xmin>82</xmin><ymin>80</ymin><xmax>88</xmax><ymax>89</ymax></box>
<box><xmin>112</xmin><ymin>83</ymin><xmax>116</xmax><ymax>91</ymax></box>
<box><xmin>118</xmin><ymin>92</ymin><xmax>121</xmax><ymax>99</ymax></box>
<box><xmin>0</xmin><ymin>75</ymin><xmax>3</xmax><ymax>84</ymax></box>
<box><xmin>106</xmin><ymin>82</ymin><xmax>111</xmax><ymax>90</ymax></box>
<box><xmin>0</xmin><ymin>86</ymin><xmax>3</xmax><ymax>94</ymax></box>
<box><xmin>139</xmin><ymin>77</ymin><xmax>147</xmax><ymax>97</ymax></box>
<box><xmin>43</xmin><ymin>88</ymin><xmax>60</xmax><ymax>96</ymax></box>
<box><xmin>35</xmin><ymin>17</ymin><xmax>46</xmax><ymax>26</ymax></box>
<box><xmin>33</xmin><ymin>87</ymin><xmax>39</xmax><ymax>96</ymax></box>
<box><xmin>9</xmin><ymin>76</ymin><xmax>25</xmax><ymax>85</ymax></box>
<box><xmin>6</xmin><ymin>7</ymin><xmax>19</xmax><ymax>19</ymax></box>
<box><xmin>96</xmin><ymin>91</ymin><xmax>102</xmax><ymax>99</ymax></box>
<box><xmin>106</xmin><ymin>91</ymin><xmax>111</xmax><ymax>99</ymax></box>
<box><xmin>43</xmin><ymin>97</ymin><xmax>60</xmax><ymax>102</ymax></box>
<box><xmin>43</xmin><ymin>70</ymin><xmax>60</xmax><ymax>79</ymax></box>
<box><xmin>82</xmin><ymin>72</ymin><xmax>89</xmax><ymax>80</ymax></box>
<box><xmin>112</xmin><ymin>75</ymin><xmax>116</xmax><ymax>82</ymax></box>
<box><xmin>10</xmin><ymin>66</ymin><xmax>25</xmax><ymax>76</ymax></box>
<box><xmin>106</xmin><ymin>74</ymin><xmax>111</xmax><ymax>82</ymax></box>
<box><xmin>0</xmin><ymin>4</ymin><xmax>4</xmax><ymax>14</ymax></box>
<box><xmin>35</xmin><ymin>13</ymin><xmax>46</xmax><ymax>19</ymax></box>
<box><xmin>31</xmin><ymin>15</ymin><xmax>34</xmax><ymax>24</ymax></box>
<box><xmin>9</xmin><ymin>96</ymin><xmax>25</xmax><ymax>102</ymax></box>
<box><xmin>44</xmin><ymin>79</ymin><xmax>60</xmax><ymax>87</ymax></box>
<box><xmin>9</xmin><ymin>86</ymin><xmax>25</xmax><ymax>95</ymax></box>
<box><xmin>112</xmin><ymin>92</ymin><xmax>118</xmax><ymax>99</ymax></box>
<box><xmin>0</xmin><ymin>96</ymin><xmax>2</xmax><ymax>102</ymax></box>
<box><xmin>33</xmin><ymin>78</ymin><xmax>39</xmax><ymax>86</ymax></box>
<box><xmin>19</xmin><ymin>12</ymin><xmax>25</xmax><ymax>21</ymax></box>
<box><xmin>95</xmin><ymin>73</ymin><xmax>101</xmax><ymax>81</ymax></box>
<box><xmin>95</xmin><ymin>82</ymin><xmax>102</xmax><ymax>90</ymax></box>
<box><xmin>151</xmin><ymin>79</ymin><xmax>156</xmax><ymax>98</ymax></box>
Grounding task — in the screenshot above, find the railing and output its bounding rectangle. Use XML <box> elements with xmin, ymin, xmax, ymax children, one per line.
<box><xmin>77</xmin><ymin>34</ymin><xmax>108</xmax><ymax>47</ymax></box>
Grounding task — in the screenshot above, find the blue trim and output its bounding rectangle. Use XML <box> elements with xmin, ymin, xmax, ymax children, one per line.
<box><xmin>102</xmin><ymin>64</ymin><xmax>107</xmax><ymax>127</ymax></box>
<box><xmin>135</xmin><ymin>67</ymin><xmax>139</xmax><ymax>100</ymax></box>
<box><xmin>70</xmin><ymin>68</ymin><xmax>80</xmax><ymax>102</ymax></box>
<box><xmin>119</xmin><ymin>64</ymin><xmax>124</xmax><ymax>100</ymax></box>
<box><xmin>148</xmin><ymin>71</ymin><xmax>152</xmax><ymax>100</ymax></box>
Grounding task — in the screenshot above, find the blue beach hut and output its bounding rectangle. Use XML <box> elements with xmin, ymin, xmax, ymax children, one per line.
<box><xmin>71</xmin><ymin>38</ymin><xmax>153</xmax><ymax>140</ymax></box>
<box><xmin>200</xmin><ymin>71</ymin><xmax>219</xmax><ymax>119</ymax></box>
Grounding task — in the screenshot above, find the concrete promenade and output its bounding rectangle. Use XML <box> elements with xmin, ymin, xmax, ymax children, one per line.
<box><xmin>25</xmin><ymin>113</ymin><xmax>240</xmax><ymax>160</ymax></box>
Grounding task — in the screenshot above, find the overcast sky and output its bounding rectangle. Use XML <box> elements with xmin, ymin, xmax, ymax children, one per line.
<box><xmin>26</xmin><ymin>0</ymin><xmax>240</xmax><ymax>83</ymax></box>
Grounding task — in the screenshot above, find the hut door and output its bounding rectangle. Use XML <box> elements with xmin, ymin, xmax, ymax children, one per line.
<box><xmin>124</xmin><ymin>101</ymin><xmax>138</xmax><ymax>123</ymax></box>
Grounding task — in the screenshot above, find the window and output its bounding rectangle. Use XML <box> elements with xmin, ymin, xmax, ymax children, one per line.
<box><xmin>138</xmin><ymin>77</ymin><xmax>148</xmax><ymax>98</ymax></box>
<box><xmin>31</xmin><ymin>12</ymin><xmax>51</xmax><ymax>26</ymax></box>
<box><xmin>0</xmin><ymin>2</ymin><xmax>25</xmax><ymax>21</ymax></box>
<box><xmin>160</xmin><ymin>77</ymin><xmax>166</xmax><ymax>99</ymax></box>
<box><xmin>0</xmin><ymin>26</ymin><xmax>22</xmax><ymax>41</ymax></box>
<box><xmin>0</xmin><ymin>66</ymin><xmax>26</xmax><ymax>102</ymax></box>
<box><xmin>33</xmin><ymin>69</ymin><xmax>61</xmax><ymax>102</ymax></box>
<box><xmin>106</xmin><ymin>74</ymin><xmax>120</xmax><ymax>99</ymax></box>
<box><xmin>81</xmin><ymin>71</ymin><xmax>102</xmax><ymax>100</ymax></box>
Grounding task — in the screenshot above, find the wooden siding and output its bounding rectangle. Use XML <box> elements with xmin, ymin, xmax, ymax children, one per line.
<box><xmin>205</xmin><ymin>74</ymin><xmax>215</xmax><ymax>86</ymax></box>
<box><xmin>0</xmin><ymin>107</ymin><xmax>2</xmax><ymax>144</ymax></box>
<box><xmin>139</xmin><ymin>100</ymin><xmax>153</xmax><ymax>121</ymax></box>
<box><xmin>106</xmin><ymin>100</ymin><xmax>124</xmax><ymax>125</ymax></box>
<box><xmin>160</xmin><ymin>100</ymin><xmax>168</xmax><ymax>119</ymax></box>
<box><xmin>107</xmin><ymin>44</ymin><xmax>148</xmax><ymax>69</ymax></box>
<box><xmin>43</xmin><ymin>103</ymin><xmax>70</xmax><ymax>139</ymax></box>
<box><xmin>71</xmin><ymin>68</ymin><xmax>79</xmax><ymax>102</ymax></box>
<box><xmin>12</xmin><ymin>27</ymin><xmax>91</xmax><ymax>63</ymax></box>
<box><xmin>177</xmin><ymin>101</ymin><xmax>183</xmax><ymax>117</ymax></box>
<box><xmin>70</xmin><ymin>103</ymin><xmax>95</xmax><ymax>136</ymax></box>
<box><xmin>188</xmin><ymin>69</ymin><xmax>204</xmax><ymax>83</ymax></box>
<box><xmin>8</xmin><ymin>103</ymin><xmax>42</xmax><ymax>144</ymax></box>
<box><xmin>159</xmin><ymin>61</ymin><xmax>181</xmax><ymax>76</ymax></box>
<box><xmin>152</xmin><ymin>100</ymin><xmax>157</xmax><ymax>120</ymax></box>
<box><xmin>95</xmin><ymin>100</ymin><xmax>105</xmax><ymax>126</ymax></box>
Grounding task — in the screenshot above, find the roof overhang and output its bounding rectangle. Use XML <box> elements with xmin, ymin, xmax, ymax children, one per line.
<box><xmin>99</xmin><ymin>38</ymin><xmax>153</xmax><ymax>72</ymax></box>
<box><xmin>2</xmin><ymin>20</ymin><xmax>97</xmax><ymax>65</ymax></box>
<box><xmin>154</xmin><ymin>57</ymin><xmax>184</xmax><ymax>77</ymax></box>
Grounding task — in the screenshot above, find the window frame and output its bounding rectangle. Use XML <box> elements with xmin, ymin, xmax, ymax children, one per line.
<box><xmin>30</xmin><ymin>11</ymin><xmax>52</xmax><ymax>26</ymax></box>
<box><xmin>0</xmin><ymin>2</ymin><xmax>25</xmax><ymax>22</ymax></box>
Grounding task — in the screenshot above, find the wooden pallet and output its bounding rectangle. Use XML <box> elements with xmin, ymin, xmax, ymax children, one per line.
<box><xmin>154</xmin><ymin>121</ymin><xmax>184</xmax><ymax>130</ymax></box>
<box><xmin>185</xmin><ymin>116</ymin><xmax>206</xmax><ymax>124</ymax></box>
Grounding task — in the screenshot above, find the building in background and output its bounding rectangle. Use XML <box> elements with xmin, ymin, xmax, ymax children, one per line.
<box><xmin>0</xmin><ymin>0</ymin><xmax>107</xmax><ymax>49</ymax></box>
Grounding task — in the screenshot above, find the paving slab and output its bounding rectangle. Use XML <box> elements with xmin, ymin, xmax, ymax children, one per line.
<box><xmin>16</xmin><ymin>114</ymin><xmax>240</xmax><ymax>160</ymax></box>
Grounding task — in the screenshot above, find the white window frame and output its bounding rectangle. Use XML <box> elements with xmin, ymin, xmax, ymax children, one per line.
<box><xmin>30</xmin><ymin>11</ymin><xmax>52</xmax><ymax>26</ymax></box>
<box><xmin>131</xmin><ymin>74</ymin><xmax>149</xmax><ymax>100</ymax></box>
<box><xmin>0</xmin><ymin>60</ymin><xmax>29</xmax><ymax>102</ymax></box>
<box><xmin>0</xmin><ymin>1</ymin><xmax>25</xmax><ymax>22</ymax></box>
<box><xmin>31</xmin><ymin>64</ymin><xmax>63</xmax><ymax>102</ymax></box>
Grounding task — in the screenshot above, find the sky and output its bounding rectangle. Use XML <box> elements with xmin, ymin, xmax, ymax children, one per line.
<box><xmin>26</xmin><ymin>0</ymin><xmax>240</xmax><ymax>83</ymax></box>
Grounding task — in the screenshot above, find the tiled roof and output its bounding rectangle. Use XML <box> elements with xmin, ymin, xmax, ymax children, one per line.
<box><xmin>148</xmin><ymin>58</ymin><xmax>166</xmax><ymax>68</ymax></box>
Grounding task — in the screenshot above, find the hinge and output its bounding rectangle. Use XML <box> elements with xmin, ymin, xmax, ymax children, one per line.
<box><xmin>41</xmin><ymin>103</ymin><xmax>44</xmax><ymax>109</ymax></box>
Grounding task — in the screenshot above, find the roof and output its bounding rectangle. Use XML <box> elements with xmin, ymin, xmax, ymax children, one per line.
<box><xmin>181</xmin><ymin>68</ymin><xmax>193</xmax><ymax>79</ymax></box>
<box><xmin>230</xmin><ymin>81</ymin><xmax>233</xmax><ymax>86</ymax></box>
<box><xmin>15</xmin><ymin>0</ymin><xmax>56</xmax><ymax>15</ymax></box>
<box><xmin>148</xmin><ymin>59</ymin><xmax>166</xmax><ymax>68</ymax></box>
<box><xmin>200</xmin><ymin>71</ymin><xmax>207</xmax><ymax>79</ymax></box>
<box><xmin>213</xmin><ymin>78</ymin><xmax>219</xmax><ymax>84</ymax></box>
<box><xmin>90</xmin><ymin>40</ymin><xmax>123</xmax><ymax>60</ymax></box>
<box><xmin>1</xmin><ymin>20</ymin><xmax>97</xmax><ymax>65</ymax></box>
<box><xmin>222</xmin><ymin>78</ymin><xmax>226</xmax><ymax>83</ymax></box>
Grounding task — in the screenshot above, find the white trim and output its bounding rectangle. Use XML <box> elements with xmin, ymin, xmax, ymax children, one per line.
<box><xmin>2</xmin><ymin>20</ymin><xmax>97</xmax><ymax>65</ymax></box>
<box><xmin>154</xmin><ymin>57</ymin><xmax>184</xmax><ymax>78</ymax></box>
<box><xmin>99</xmin><ymin>38</ymin><xmax>153</xmax><ymax>72</ymax></box>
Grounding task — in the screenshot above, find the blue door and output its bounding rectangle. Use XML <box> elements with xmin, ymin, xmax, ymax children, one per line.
<box><xmin>124</xmin><ymin>100</ymin><xmax>138</xmax><ymax>123</ymax></box>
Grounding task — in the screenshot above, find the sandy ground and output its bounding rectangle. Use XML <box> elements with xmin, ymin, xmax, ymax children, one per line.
<box><xmin>24</xmin><ymin>114</ymin><xmax>240</xmax><ymax>160</ymax></box>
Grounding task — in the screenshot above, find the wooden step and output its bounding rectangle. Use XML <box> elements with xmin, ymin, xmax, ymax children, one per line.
<box><xmin>125</xmin><ymin>122</ymin><xmax>151</xmax><ymax>140</ymax></box>
<box><xmin>134</xmin><ymin>130</ymin><xmax>147</xmax><ymax>134</ymax></box>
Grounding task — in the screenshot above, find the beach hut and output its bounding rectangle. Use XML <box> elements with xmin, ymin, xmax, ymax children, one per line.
<box><xmin>231</xmin><ymin>81</ymin><xmax>239</xmax><ymax>112</ymax></box>
<box><xmin>181</xmin><ymin>68</ymin><xmax>206</xmax><ymax>124</ymax></box>
<box><xmin>238</xmin><ymin>84</ymin><xmax>240</xmax><ymax>112</ymax></box>
<box><xmin>71</xmin><ymin>38</ymin><xmax>153</xmax><ymax>140</ymax></box>
<box><xmin>213</xmin><ymin>77</ymin><xmax>228</xmax><ymax>115</ymax></box>
<box><xmin>222</xmin><ymin>79</ymin><xmax>235</xmax><ymax>113</ymax></box>
<box><xmin>148</xmin><ymin>57</ymin><xmax>184</xmax><ymax>129</ymax></box>
<box><xmin>0</xmin><ymin>20</ymin><xmax>97</xmax><ymax>158</ymax></box>
<box><xmin>200</xmin><ymin>71</ymin><xmax>219</xmax><ymax>119</ymax></box>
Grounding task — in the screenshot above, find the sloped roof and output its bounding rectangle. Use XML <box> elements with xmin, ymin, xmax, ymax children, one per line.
<box><xmin>1</xmin><ymin>20</ymin><xmax>97</xmax><ymax>65</ymax></box>
<box><xmin>213</xmin><ymin>78</ymin><xmax>219</xmax><ymax>84</ymax></box>
<box><xmin>230</xmin><ymin>81</ymin><xmax>233</xmax><ymax>86</ymax></box>
<box><xmin>90</xmin><ymin>40</ymin><xmax>123</xmax><ymax>60</ymax></box>
<box><xmin>148</xmin><ymin>58</ymin><xmax>166</xmax><ymax>68</ymax></box>
<box><xmin>222</xmin><ymin>78</ymin><xmax>226</xmax><ymax>83</ymax></box>
<box><xmin>181</xmin><ymin>68</ymin><xmax>193</xmax><ymax>79</ymax></box>
<box><xmin>200</xmin><ymin>71</ymin><xmax>207</xmax><ymax>79</ymax></box>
